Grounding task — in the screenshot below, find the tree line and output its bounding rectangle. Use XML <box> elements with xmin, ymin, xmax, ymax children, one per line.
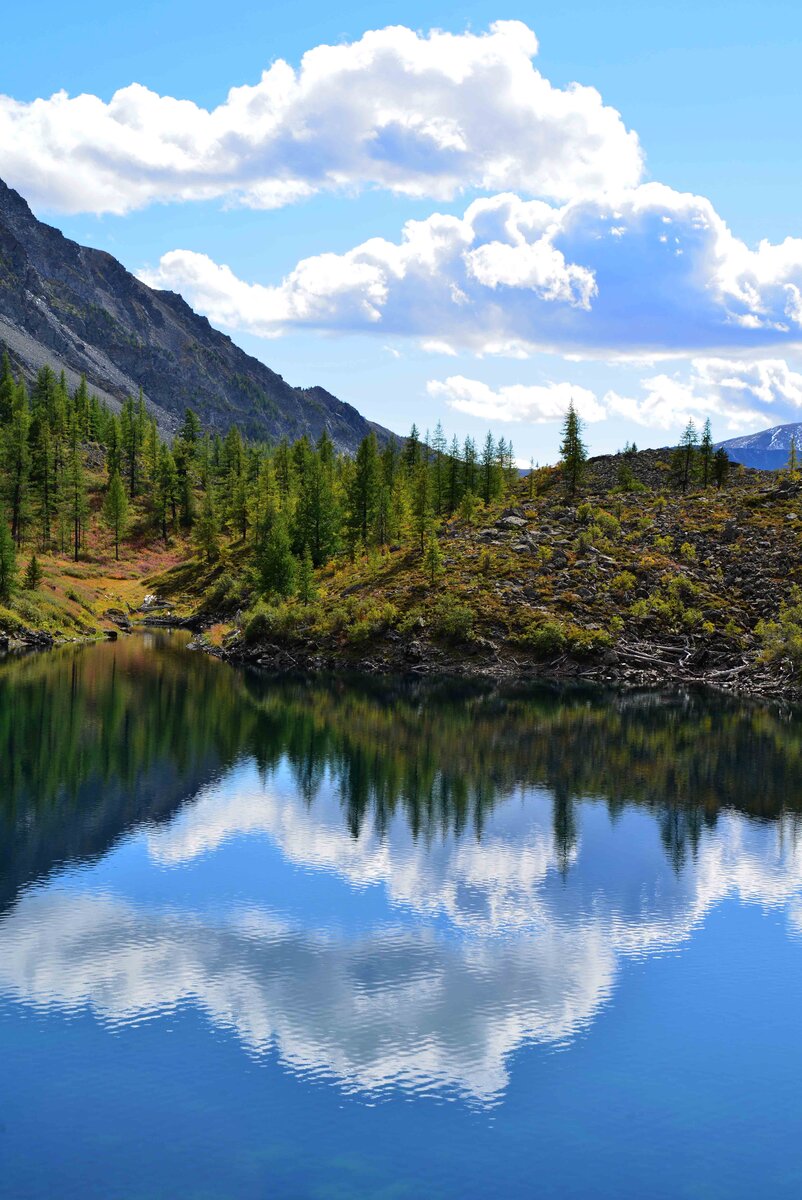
<box><xmin>0</xmin><ymin>350</ymin><xmax>519</xmax><ymax>601</ymax></box>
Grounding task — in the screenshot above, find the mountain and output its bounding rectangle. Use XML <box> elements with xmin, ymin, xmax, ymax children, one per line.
<box><xmin>0</xmin><ymin>177</ymin><xmax>391</xmax><ymax>450</ymax></box>
<box><xmin>715</xmin><ymin>422</ymin><xmax>802</xmax><ymax>471</ymax></box>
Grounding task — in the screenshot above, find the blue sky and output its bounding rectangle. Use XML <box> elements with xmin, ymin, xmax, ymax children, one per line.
<box><xmin>4</xmin><ymin>0</ymin><xmax>802</xmax><ymax>459</ymax></box>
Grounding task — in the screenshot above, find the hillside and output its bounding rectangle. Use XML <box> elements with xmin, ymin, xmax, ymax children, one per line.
<box><xmin>716</xmin><ymin>422</ymin><xmax>802</xmax><ymax>471</ymax></box>
<box><xmin>0</xmin><ymin>177</ymin><xmax>390</xmax><ymax>451</ymax></box>
<box><xmin>150</xmin><ymin>447</ymin><xmax>802</xmax><ymax>699</ymax></box>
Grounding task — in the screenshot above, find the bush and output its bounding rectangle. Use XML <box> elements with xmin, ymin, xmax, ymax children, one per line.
<box><xmin>629</xmin><ymin>573</ymin><xmax>705</xmax><ymax>631</ymax></box>
<box><xmin>202</xmin><ymin>572</ymin><xmax>250</xmax><ymax>616</ymax></box>
<box><xmin>679</xmin><ymin>542</ymin><xmax>697</xmax><ymax>562</ymax></box>
<box><xmin>516</xmin><ymin>618</ymin><xmax>612</xmax><ymax>660</ymax></box>
<box><xmin>430</xmin><ymin>596</ymin><xmax>475</xmax><ymax>643</ymax></box>
<box><xmin>757</xmin><ymin>588</ymin><xmax>802</xmax><ymax>668</ymax></box>
<box><xmin>517</xmin><ymin>620</ymin><xmax>567</xmax><ymax>658</ymax></box>
<box><xmin>594</xmin><ymin>510</ymin><xmax>621</xmax><ymax>540</ymax></box>
<box><xmin>242</xmin><ymin>601</ymin><xmax>301</xmax><ymax>645</ymax></box>
<box><xmin>611</xmin><ymin>571</ymin><xmax>637</xmax><ymax>596</ymax></box>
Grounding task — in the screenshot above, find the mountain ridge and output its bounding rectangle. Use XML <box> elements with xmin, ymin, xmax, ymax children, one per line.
<box><xmin>0</xmin><ymin>176</ymin><xmax>391</xmax><ymax>450</ymax></box>
<box><xmin>715</xmin><ymin>421</ymin><xmax>802</xmax><ymax>471</ymax></box>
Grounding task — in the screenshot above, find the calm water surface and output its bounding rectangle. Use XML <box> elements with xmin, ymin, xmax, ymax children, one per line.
<box><xmin>2</xmin><ymin>632</ymin><xmax>802</xmax><ymax>1198</ymax></box>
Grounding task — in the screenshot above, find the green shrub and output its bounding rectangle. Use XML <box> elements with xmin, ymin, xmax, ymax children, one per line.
<box><xmin>757</xmin><ymin>588</ymin><xmax>802</xmax><ymax>668</ymax></box>
<box><xmin>594</xmin><ymin>510</ymin><xmax>621</xmax><ymax>539</ymax></box>
<box><xmin>611</xmin><ymin>571</ymin><xmax>637</xmax><ymax>596</ymax></box>
<box><xmin>516</xmin><ymin>617</ymin><xmax>612</xmax><ymax>659</ymax></box>
<box><xmin>430</xmin><ymin>596</ymin><xmax>475</xmax><ymax>643</ymax></box>
<box><xmin>242</xmin><ymin>601</ymin><xmax>301</xmax><ymax>645</ymax></box>
<box><xmin>519</xmin><ymin>620</ymin><xmax>567</xmax><ymax>658</ymax></box>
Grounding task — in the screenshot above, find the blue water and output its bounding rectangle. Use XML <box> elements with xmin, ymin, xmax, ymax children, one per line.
<box><xmin>1</xmin><ymin>635</ymin><xmax>802</xmax><ymax>1198</ymax></box>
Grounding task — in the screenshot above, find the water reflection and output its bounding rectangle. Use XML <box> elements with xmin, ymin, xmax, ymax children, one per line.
<box><xmin>1</xmin><ymin>635</ymin><xmax>802</xmax><ymax>1106</ymax></box>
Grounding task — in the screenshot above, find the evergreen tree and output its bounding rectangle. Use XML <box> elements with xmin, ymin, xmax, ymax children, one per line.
<box><xmin>675</xmin><ymin>419</ymin><xmax>698</xmax><ymax>492</ymax></box>
<box><xmin>788</xmin><ymin>435</ymin><xmax>799</xmax><ymax>480</ymax></box>
<box><xmin>23</xmin><ymin>553</ymin><xmax>42</xmax><ymax>590</ymax></box>
<box><xmin>480</xmin><ymin>432</ymin><xmax>497</xmax><ymax>503</ymax></box>
<box><xmin>297</xmin><ymin>546</ymin><xmax>317</xmax><ymax>603</ymax></box>
<box><xmin>713</xmin><ymin>447</ymin><xmax>730</xmax><ymax>489</ymax></box>
<box><xmin>403</xmin><ymin>423</ymin><xmax>421</xmax><ymax>471</ymax></box>
<box><xmin>64</xmin><ymin>419</ymin><xmax>89</xmax><ymax>561</ymax></box>
<box><xmin>0</xmin><ymin>350</ymin><xmax>16</xmax><ymax>425</ymax></box>
<box><xmin>0</xmin><ymin>511</ymin><xmax>15</xmax><ymax>601</ymax></box>
<box><xmin>699</xmin><ymin>419</ymin><xmax>714</xmax><ymax>487</ymax></box>
<box><xmin>259</xmin><ymin>511</ymin><xmax>295</xmax><ymax>597</ymax></box>
<box><xmin>345</xmin><ymin>433</ymin><xmax>379</xmax><ymax>550</ymax></box>
<box><xmin>423</xmin><ymin>534</ymin><xmax>444</xmax><ymax>588</ymax></box>
<box><xmin>102</xmin><ymin>471</ymin><xmax>129</xmax><ymax>560</ymax></box>
<box><xmin>412</xmin><ymin>459</ymin><xmax>432</xmax><ymax>552</ymax></box>
<box><xmin>559</xmin><ymin>401</ymin><xmax>587</xmax><ymax>496</ymax></box>
<box><xmin>195</xmin><ymin>489</ymin><xmax>221</xmax><ymax>562</ymax></box>
<box><xmin>3</xmin><ymin>380</ymin><xmax>31</xmax><ymax>545</ymax></box>
<box><xmin>154</xmin><ymin>446</ymin><xmax>179</xmax><ymax>542</ymax></box>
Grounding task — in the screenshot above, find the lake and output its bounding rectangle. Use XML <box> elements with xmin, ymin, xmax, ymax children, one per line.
<box><xmin>1</xmin><ymin>632</ymin><xmax>802</xmax><ymax>1199</ymax></box>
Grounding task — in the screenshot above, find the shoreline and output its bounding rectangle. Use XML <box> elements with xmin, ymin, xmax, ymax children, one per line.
<box><xmin>194</xmin><ymin>625</ymin><xmax>800</xmax><ymax>703</ymax></box>
<box><xmin>3</xmin><ymin>614</ymin><xmax>798</xmax><ymax>703</ymax></box>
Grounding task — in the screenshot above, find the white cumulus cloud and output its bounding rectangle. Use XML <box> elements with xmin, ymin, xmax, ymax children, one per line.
<box><xmin>140</xmin><ymin>186</ymin><xmax>802</xmax><ymax>359</ymax></box>
<box><xmin>430</xmin><ymin>357</ymin><xmax>802</xmax><ymax>434</ymax></box>
<box><xmin>427</xmin><ymin>376</ymin><xmax>606</xmax><ymax>423</ymax></box>
<box><xmin>0</xmin><ymin>22</ymin><xmax>641</xmax><ymax>215</ymax></box>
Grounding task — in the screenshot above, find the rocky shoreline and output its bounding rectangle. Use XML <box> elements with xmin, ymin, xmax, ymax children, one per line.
<box><xmin>194</xmin><ymin>625</ymin><xmax>799</xmax><ymax>703</ymax></box>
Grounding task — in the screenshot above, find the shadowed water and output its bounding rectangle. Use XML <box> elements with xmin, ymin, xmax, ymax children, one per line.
<box><xmin>1</xmin><ymin>633</ymin><xmax>802</xmax><ymax>1198</ymax></box>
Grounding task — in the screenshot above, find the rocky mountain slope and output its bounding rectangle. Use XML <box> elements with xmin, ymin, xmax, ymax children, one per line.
<box><xmin>715</xmin><ymin>422</ymin><xmax>802</xmax><ymax>471</ymax></box>
<box><xmin>161</xmin><ymin>448</ymin><xmax>802</xmax><ymax>699</ymax></box>
<box><xmin>0</xmin><ymin>177</ymin><xmax>390</xmax><ymax>450</ymax></box>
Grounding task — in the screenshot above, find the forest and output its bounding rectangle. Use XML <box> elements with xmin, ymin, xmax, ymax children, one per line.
<box><xmin>0</xmin><ymin>347</ymin><xmax>520</xmax><ymax>609</ymax></box>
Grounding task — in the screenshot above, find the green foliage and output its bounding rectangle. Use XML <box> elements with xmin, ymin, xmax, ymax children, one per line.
<box><xmin>615</xmin><ymin>462</ymin><xmax>646</xmax><ymax>493</ymax></box>
<box><xmin>0</xmin><ymin>513</ymin><xmax>16</xmax><ymax>601</ymax></box>
<box><xmin>629</xmin><ymin>573</ymin><xmax>707</xmax><ymax>632</ymax></box>
<box><xmin>102</xmin><ymin>471</ymin><xmax>129</xmax><ymax>560</ymax></box>
<box><xmin>23</xmin><ymin>554</ymin><xmax>42</xmax><ymax>590</ymax></box>
<box><xmin>516</xmin><ymin>618</ymin><xmax>611</xmax><ymax>659</ymax></box>
<box><xmin>258</xmin><ymin>513</ymin><xmax>296</xmax><ymax>598</ymax></box>
<box><xmin>757</xmin><ymin>588</ymin><xmax>802</xmax><ymax>669</ymax></box>
<box><xmin>430</xmin><ymin>595</ymin><xmax>475</xmax><ymax>643</ymax></box>
<box><xmin>611</xmin><ymin>571</ymin><xmax>637</xmax><ymax>596</ymax></box>
<box><xmin>560</xmin><ymin>401</ymin><xmax>587</xmax><ymax>496</ymax></box>
<box><xmin>422</xmin><ymin>535</ymin><xmax>444</xmax><ymax>588</ymax></box>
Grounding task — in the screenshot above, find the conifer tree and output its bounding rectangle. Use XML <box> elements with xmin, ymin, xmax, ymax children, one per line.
<box><xmin>413</xmin><ymin>459</ymin><xmax>432</xmax><ymax>552</ymax></box>
<box><xmin>3</xmin><ymin>381</ymin><xmax>31</xmax><ymax>545</ymax></box>
<box><xmin>787</xmin><ymin>435</ymin><xmax>799</xmax><ymax>480</ymax></box>
<box><xmin>676</xmin><ymin>419</ymin><xmax>699</xmax><ymax>492</ymax></box>
<box><xmin>713</xmin><ymin>447</ymin><xmax>730</xmax><ymax>489</ymax></box>
<box><xmin>0</xmin><ymin>511</ymin><xmax>15</xmax><ymax>601</ymax></box>
<box><xmin>481</xmin><ymin>432</ymin><xmax>497</xmax><ymax>503</ymax></box>
<box><xmin>259</xmin><ymin>511</ymin><xmax>295</xmax><ymax>597</ymax></box>
<box><xmin>559</xmin><ymin>401</ymin><xmax>587</xmax><ymax>497</ymax></box>
<box><xmin>403</xmin><ymin>423</ymin><xmax>421</xmax><ymax>471</ymax></box>
<box><xmin>102</xmin><ymin>471</ymin><xmax>129</xmax><ymax>560</ymax></box>
<box><xmin>423</xmin><ymin>534</ymin><xmax>444</xmax><ymax>588</ymax></box>
<box><xmin>346</xmin><ymin>433</ymin><xmax>379</xmax><ymax>550</ymax></box>
<box><xmin>195</xmin><ymin>489</ymin><xmax>221</xmax><ymax>562</ymax></box>
<box><xmin>699</xmin><ymin>419</ymin><xmax>714</xmax><ymax>487</ymax></box>
<box><xmin>0</xmin><ymin>348</ymin><xmax>14</xmax><ymax>425</ymax></box>
<box><xmin>23</xmin><ymin>553</ymin><xmax>42</xmax><ymax>590</ymax></box>
<box><xmin>297</xmin><ymin>546</ymin><xmax>316</xmax><ymax>603</ymax></box>
<box><xmin>64</xmin><ymin>419</ymin><xmax>89</xmax><ymax>561</ymax></box>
